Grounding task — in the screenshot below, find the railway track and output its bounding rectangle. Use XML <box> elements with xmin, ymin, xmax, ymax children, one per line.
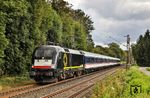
<box><xmin>42</xmin><ymin>66</ymin><xmax>121</xmax><ymax>98</ymax></box>
<box><xmin>0</xmin><ymin>65</ymin><xmax>123</xmax><ymax>98</ymax></box>
<box><xmin>0</xmin><ymin>84</ymin><xmax>38</xmax><ymax>98</ymax></box>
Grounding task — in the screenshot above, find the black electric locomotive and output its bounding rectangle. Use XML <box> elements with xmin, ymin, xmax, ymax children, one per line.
<box><xmin>30</xmin><ymin>45</ymin><xmax>120</xmax><ymax>83</ymax></box>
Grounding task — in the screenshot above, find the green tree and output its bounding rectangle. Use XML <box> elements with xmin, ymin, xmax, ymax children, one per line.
<box><xmin>61</xmin><ymin>16</ymin><xmax>74</xmax><ymax>48</ymax></box>
<box><xmin>0</xmin><ymin>0</ymin><xmax>95</xmax><ymax>76</ymax></box>
<box><xmin>51</xmin><ymin>0</ymin><xmax>72</xmax><ymax>16</ymax></box>
<box><xmin>93</xmin><ymin>43</ymin><xmax>126</xmax><ymax>60</ymax></box>
<box><xmin>132</xmin><ymin>30</ymin><xmax>150</xmax><ymax>66</ymax></box>
<box><xmin>46</xmin><ymin>13</ymin><xmax>62</xmax><ymax>44</ymax></box>
<box><xmin>74</xmin><ymin>22</ymin><xmax>87</xmax><ymax>50</ymax></box>
<box><xmin>143</xmin><ymin>30</ymin><xmax>150</xmax><ymax>65</ymax></box>
<box><xmin>0</xmin><ymin>11</ymin><xmax>8</xmax><ymax>75</ymax></box>
<box><xmin>73</xmin><ymin>9</ymin><xmax>94</xmax><ymax>51</ymax></box>
<box><xmin>108</xmin><ymin>42</ymin><xmax>124</xmax><ymax>59</ymax></box>
<box><xmin>51</xmin><ymin>0</ymin><xmax>94</xmax><ymax>51</ymax></box>
<box><xmin>1</xmin><ymin>0</ymin><xmax>31</xmax><ymax>75</ymax></box>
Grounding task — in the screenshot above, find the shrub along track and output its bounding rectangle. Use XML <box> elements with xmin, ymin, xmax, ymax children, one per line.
<box><xmin>0</xmin><ymin>65</ymin><xmax>123</xmax><ymax>98</ymax></box>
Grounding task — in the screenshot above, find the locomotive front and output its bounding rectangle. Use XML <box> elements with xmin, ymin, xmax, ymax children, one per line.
<box><xmin>30</xmin><ymin>46</ymin><xmax>58</xmax><ymax>83</ymax></box>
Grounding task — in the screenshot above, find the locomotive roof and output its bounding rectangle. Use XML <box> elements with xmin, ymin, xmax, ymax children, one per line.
<box><xmin>39</xmin><ymin>45</ymin><xmax>82</xmax><ymax>55</ymax></box>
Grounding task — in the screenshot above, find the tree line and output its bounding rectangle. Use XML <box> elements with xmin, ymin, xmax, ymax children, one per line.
<box><xmin>0</xmin><ymin>0</ymin><xmax>94</xmax><ymax>76</ymax></box>
<box><xmin>93</xmin><ymin>43</ymin><xmax>126</xmax><ymax>60</ymax></box>
<box><xmin>0</xmin><ymin>0</ymin><xmax>125</xmax><ymax>76</ymax></box>
<box><xmin>132</xmin><ymin>30</ymin><xmax>150</xmax><ymax>66</ymax></box>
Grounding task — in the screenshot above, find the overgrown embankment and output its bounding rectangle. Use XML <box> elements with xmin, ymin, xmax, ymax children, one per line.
<box><xmin>91</xmin><ymin>66</ymin><xmax>150</xmax><ymax>98</ymax></box>
<box><xmin>0</xmin><ymin>74</ymin><xmax>34</xmax><ymax>91</ymax></box>
<box><xmin>146</xmin><ymin>67</ymin><xmax>150</xmax><ymax>71</ymax></box>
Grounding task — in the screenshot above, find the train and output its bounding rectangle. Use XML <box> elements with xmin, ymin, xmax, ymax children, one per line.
<box><xmin>29</xmin><ymin>45</ymin><xmax>120</xmax><ymax>83</ymax></box>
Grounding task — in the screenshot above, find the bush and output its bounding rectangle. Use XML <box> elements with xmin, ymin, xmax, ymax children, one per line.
<box><xmin>146</xmin><ymin>67</ymin><xmax>150</xmax><ymax>71</ymax></box>
<box><xmin>0</xmin><ymin>74</ymin><xmax>33</xmax><ymax>91</ymax></box>
<box><xmin>91</xmin><ymin>66</ymin><xmax>150</xmax><ymax>98</ymax></box>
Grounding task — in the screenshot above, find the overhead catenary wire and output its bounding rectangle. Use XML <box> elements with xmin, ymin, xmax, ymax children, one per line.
<box><xmin>108</xmin><ymin>36</ymin><xmax>127</xmax><ymax>47</ymax></box>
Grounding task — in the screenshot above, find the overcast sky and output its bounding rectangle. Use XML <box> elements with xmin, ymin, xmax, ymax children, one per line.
<box><xmin>65</xmin><ymin>0</ymin><xmax>150</xmax><ymax>50</ymax></box>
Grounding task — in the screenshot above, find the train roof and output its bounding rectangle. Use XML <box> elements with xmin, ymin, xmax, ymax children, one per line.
<box><xmin>82</xmin><ymin>51</ymin><xmax>120</xmax><ymax>60</ymax></box>
<box><xmin>38</xmin><ymin>45</ymin><xmax>120</xmax><ymax>60</ymax></box>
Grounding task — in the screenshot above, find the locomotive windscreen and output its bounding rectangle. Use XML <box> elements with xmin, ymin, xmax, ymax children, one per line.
<box><xmin>34</xmin><ymin>47</ymin><xmax>57</xmax><ymax>64</ymax></box>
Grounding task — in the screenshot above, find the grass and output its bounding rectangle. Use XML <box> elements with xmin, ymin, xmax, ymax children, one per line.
<box><xmin>0</xmin><ymin>73</ymin><xmax>34</xmax><ymax>91</ymax></box>
<box><xmin>146</xmin><ymin>67</ymin><xmax>150</xmax><ymax>71</ymax></box>
<box><xmin>91</xmin><ymin>66</ymin><xmax>150</xmax><ymax>98</ymax></box>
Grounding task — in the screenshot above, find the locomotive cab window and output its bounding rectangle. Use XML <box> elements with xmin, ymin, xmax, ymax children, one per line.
<box><xmin>34</xmin><ymin>47</ymin><xmax>57</xmax><ymax>64</ymax></box>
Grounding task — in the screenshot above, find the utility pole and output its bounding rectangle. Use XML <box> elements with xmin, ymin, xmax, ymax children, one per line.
<box><xmin>125</xmin><ymin>34</ymin><xmax>131</xmax><ymax>69</ymax></box>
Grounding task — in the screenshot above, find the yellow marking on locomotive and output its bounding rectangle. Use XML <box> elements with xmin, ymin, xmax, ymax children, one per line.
<box><xmin>63</xmin><ymin>53</ymin><xmax>68</xmax><ymax>67</ymax></box>
<box><xmin>64</xmin><ymin>65</ymin><xmax>83</xmax><ymax>70</ymax></box>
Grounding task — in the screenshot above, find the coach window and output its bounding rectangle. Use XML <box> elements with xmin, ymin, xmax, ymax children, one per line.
<box><xmin>93</xmin><ymin>58</ymin><xmax>95</xmax><ymax>63</ymax></box>
<box><xmin>99</xmin><ymin>58</ymin><xmax>101</xmax><ymax>63</ymax></box>
<box><xmin>102</xmin><ymin>58</ymin><xmax>105</xmax><ymax>63</ymax></box>
<box><xmin>102</xmin><ymin>59</ymin><xmax>105</xmax><ymax>63</ymax></box>
<box><xmin>85</xmin><ymin>57</ymin><xmax>88</xmax><ymax>63</ymax></box>
<box><xmin>88</xmin><ymin>57</ymin><xmax>90</xmax><ymax>63</ymax></box>
<box><xmin>104</xmin><ymin>59</ymin><xmax>107</xmax><ymax>63</ymax></box>
<box><xmin>89</xmin><ymin>57</ymin><xmax>92</xmax><ymax>63</ymax></box>
<box><xmin>105</xmin><ymin>59</ymin><xmax>107</xmax><ymax>62</ymax></box>
<box><xmin>96</xmin><ymin>58</ymin><xmax>98</xmax><ymax>63</ymax></box>
<box><xmin>110</xmin><ymin>60</ymin><xmax>112</xmax><ymax>62</ymax></box>
<box><xmin>91</xmin><ymin>57</ymin><xmax>94</xmax><ymax>63</ymax></box>
<box><xmin>86</xmin><ymin>57</ymin><xmax>90</xmax><ymax>63</ymax></box>
<box><xmin>108</xmin><ymin>59</ymin><xmax>111</xmax><ymax>62</ymax></box>
<box><xmin>106</xmin><ymin>59</ymin><xmax>109</xmax><ymax>62</ymax></box>
<box><xmin>95</xmin><ymin>58</ymin><xmax>97</xmax><ymax>63</ymax></box>
<box><xmin>98</xmin><ymin>58</ymin><xmax>100</xmax><ymax>62</ymax></box>
<box><xmin>98</xmin><ymin>58</ymin><xmax>100</xmax><ymax>63</ymax></box>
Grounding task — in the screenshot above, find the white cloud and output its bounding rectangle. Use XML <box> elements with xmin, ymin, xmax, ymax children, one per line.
<box><xmin>65</xmin><ymin>0</ymin><xmax>83</xmax><ymax>9</ymax></box>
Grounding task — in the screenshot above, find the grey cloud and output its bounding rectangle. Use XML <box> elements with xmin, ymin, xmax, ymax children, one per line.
<box><xmin>82</xmin><ymin>0</ymin><xmax>150</xmax><ymax>20</ymax></box>
<box><xmin>65</xmin><ymin>0</ymin><xmax>150</xmax><ymax>49</ymax></box>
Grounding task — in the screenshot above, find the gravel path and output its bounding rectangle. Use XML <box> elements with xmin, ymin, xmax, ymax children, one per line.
<box><xmin>139</xmin><ymin>67</ymin><xmax>150</xmax><ymax>76</ymax></box>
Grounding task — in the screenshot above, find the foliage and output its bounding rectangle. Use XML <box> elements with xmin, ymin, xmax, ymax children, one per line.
<box><xmin>0</xmin><ymin>11</ymin><xmax>8</xmax><ymax>72</ymax></box>
<box><xmin>0</xmin><ymin>0</ymin><xmax>122</xmax><ymax>76</ymax></box>
<box><xmin>132</xmin><ymin>29</ymin><xmax>150</xmax><ymax>66</ymax></box>
<box><xmin>92</xmin><ymin>66</ymin><xmax>150</xmax><ymax>98</ymax></box>
<box><xmin>93</xmin><ymin>42</ymin><xmax>126</xmax><ymax>61</ymax></box>
<box><xmin>0</xmin><ymin>73</ymin><xmax>33</xmax><ymax>91</ymax></box>
<box><xmin>0</xmin><ymin>0</ymin><xmax>94</xmax><ymax>76</ymax></box>
<box><xmin>91</xmin><ymin>70</ymin><xmax>126</xmax><ymax>98</ymax></box>
<box><xmin>146</xmin><ymin>67</ymin><xmax>150</xmax><ymax>71</ymax></box>
<box><xmin>51</xmin><ymin>0</ymin><xmax>94</xmax><ymax>50</ymax></box>
<box><xmin>1</xmin><ymin>0</ymin><xmax>31</xmax><ymax>75</ymax></box>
